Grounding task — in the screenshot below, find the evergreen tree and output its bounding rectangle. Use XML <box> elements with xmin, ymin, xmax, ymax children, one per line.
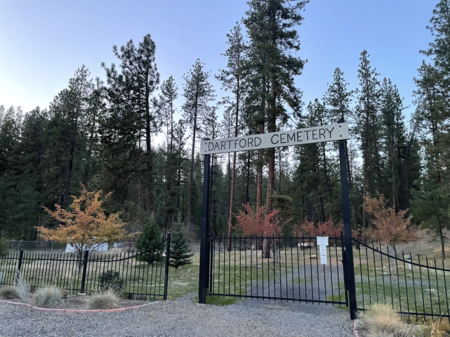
<box><xmin>244</xmin><ymin>0</ymin><xmax>307</xmax><ymax>214</ymax></box>
<box><xmin>101</xmin><ymin>34</ymin><xmax>161</xmax><ymax>216</ymax></box>
<box><xmin>182</xmin><ymin>59</ymin><xmax>215</xmax><ymax>230</ymax></box>
<box><xmin>356</xmin><ymin>50</ymin><xmax>383</xmax><ymax>227</ymax></box>
<box><xmin>169</xmin><ymin>221</ymin><xmax>193</xmax><ymax>268</ymax></box>
<box><xmin>216</xmin><ymin>23</ymin><xmax>247</xmax><ymax>249</ymax></box>
<box><xmin>136</xmin><ymin>214</ymin><xmax>163</xmax><ymax>264</ymax></box>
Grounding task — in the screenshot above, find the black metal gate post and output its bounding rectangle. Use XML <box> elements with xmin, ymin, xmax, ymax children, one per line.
<box><xmin>163</xmin><ymin>233</ymin><xmax>171</xmax><ymax>300</ymax></box>
<box><xmin>199</xmin><ymin>153</ymin><xmax>211</xmax><ymax>304</ymax></box>
<box><xmin>80</xmin><ymin>250</ymin><xmax>89</xmax><ymax>293</ymax></box>
<box><xmin>338</xmin><ymin>120</ymin><xmax>358</xmax><ymax>320</ymax></box>
<box><xmin>16</xmin><ymin>249</ymin><xmax>24</xmax><ymax>284</ymax></box>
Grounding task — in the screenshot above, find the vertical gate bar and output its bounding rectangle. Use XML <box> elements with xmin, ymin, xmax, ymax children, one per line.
<box><xmin>339</xmin><ymin>232</ymin><xmax>345</xmax><ymax>305</ymax></box>
<box><xmin>372</xmin><ymin>241</ymin><xmax>379</xmax><ymax>303</ymax></box>
<box><xmin>244</xmin><ymin>236</ymin><xmax>247</xmax><ymax>299</ymax></box>
<box><xmin>228</xmin><ymin>237</ymin><xmax>231</xmax><ymax>297</ymax></box>
<box><xmin>223</xmin><ymin>236</ymin><xmax>226</xmax><ymax>295</ymax></box>
<box><xmin>315</xmin><ymin>242</ymin><xmax>320</xmax><ymax>303</ymax></box>
<box><xmin>402</xmin><ymin>251</ymin><xmax>410</xmax><ymax>316</ymax></box>
<box><xmin>411</xmin><ymin>252</ymin><xmax>419</xmax><ymax>321</ymax></box>
<box><xmin>217</xmin><ymin>237</ymin><xmax>221</xmax><ymax>295</ymax></box>
<box><xmin>418</xmin><ymin>255</ymin><xmax>426</xmax><ymax>321</ymax></box>
<box><xmin>303</xmin><ymin>237</ymin><xmax>307</xmax><ymax>301</ymax></box>
<box><xmin>442</xmin><ymin>259</ymin><xmax>449</xmax><ymax>319</ymax></box>
<box><xmin>273</xmin><ymin>235</ymin><xmax>276</xmax><ymax>300</ymax></box>
<box><xmin>365</xmin><ymin>239</ymin><xmax>372</xmax><ymax>305</ymax></box>
<box><xmin>236</xmin><ymin>236</ymin><xmax>238</xmax><ymax>296</ymax></box>
<box><xmin>338</xmin><ymin>131</ymin><xmax>357</xmax><ymax>319</ymax></box>
<box><xmin>209</xmin><ymin>233</ymin><xmax>215</xmax><ymax>294</ymax></box>
<box><xmin>394</xmin><ymin>250</ymin><xmax>402</xmax><ymax>313</ymax></box>
<box><xmin>250</xmin><ymin>236</ymin><xmax>253</xmax><ymax>299</ymax></box>
<box><xmin>296</xmin><ymin>237</ymin><xmax>301</xmax><ymax>300</ymax></box>
<box><xmin>380</xmin><ymin>243</ymin><xmax>386</xmax><ymax>303</ymax></box>
<box><xmin>387</xmin><ymin>246</ymin><xmax>394</xmax><ymax>309</ymax></box>
<box><xmin>358</xmin><ymin>242</ymin><xmax>365</xmax><ymax>309</ymax></box>
<box><xmin>261</xmin><ymin>235</ymin><xmax>264</xmax><ymax>299</ymax></box>
<box><xmin>198</xmin><ymin>153</ymin><xmax>211</xmax><ymax>304</ymax></box>
<box><xmin>434</xmin><ymin>257</ymin><xmax>441</xmax><ymax>316</ymax></box>
<box><xmin>163</xmin><ymin>234</ymin><xmax>171</xmax><ymax>300</ymax></box>
<box><xmin>426</xmin><ymin>257</ymin><xmax>434</xmax><ymax>318</ymax></box>
<box><xmin>328</xmin><ymin>244</ymin><xmax>332</xmax><ymax>304</ymax></box>
<box><xmin>309</xmin><ymin>236</ymin><xmax>313</xmax><ymax>302</ymax></box>
<box><xmin>291</xmin><ymin>238</ymin><xmax>294</xmax><ymax>301</ymax></box>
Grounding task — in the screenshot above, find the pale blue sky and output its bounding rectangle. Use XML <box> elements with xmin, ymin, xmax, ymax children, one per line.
<box><xmin>0</xmin><ymin>0</ymin><xmax>436</xmax><ymax>123</ymax></box>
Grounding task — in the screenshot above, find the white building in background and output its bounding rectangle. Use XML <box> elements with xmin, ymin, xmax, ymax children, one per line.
<box><xmin>65</xmin><ymin>242</ymin><xmax>108</xmax><ymax>253</ymax></box>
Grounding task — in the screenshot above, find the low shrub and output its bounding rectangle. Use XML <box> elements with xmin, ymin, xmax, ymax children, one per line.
<box><xmin>33</xmin><ymin>286</ymin><xmax>63</xmax><ymax>308</ymax></box>
<box><xmin>88</xmin><ymin>290</ymin><xmax>120</xmax><ymax>310</ymax></box>
<box><xmin>98</xmin><ymin>270</ymin><xmax>124</xmax><ymax>292</ymax></box>
<box><xmin>0</xmin><ymin>287</ymin><xmax>20</xmax><ymax>299</ymax></box>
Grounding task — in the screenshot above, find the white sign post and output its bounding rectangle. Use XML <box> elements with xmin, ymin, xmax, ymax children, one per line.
<box><xmin>317</xmin><ymin>236</ymin><xmax>329</xmax><ymax>265</ymax></box>
<box><xmin>200</xmin><ymin>123</ymin><xmax>349</xmax><ymax>155</ymax></box>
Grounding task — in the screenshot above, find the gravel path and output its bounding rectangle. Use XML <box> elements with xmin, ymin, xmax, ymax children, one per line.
<box><xmin>0</xmin><ymin>295</ymin><xmax>354</xmax><ymax>337</ymax></box>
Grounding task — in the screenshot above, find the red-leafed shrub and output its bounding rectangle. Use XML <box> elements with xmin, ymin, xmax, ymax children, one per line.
<box><xmin>363</xmin><ymin>196</ymin><xmax>418</xmax><ymax>252</ymax></box>
<box><xmin>292</xmin><ymin>217</ymin><xmax>343</xmax><ymax>237</ymax></box>
<box><xmin>234</xmin><ymin>204</ymin><xmax>284</xmax><ymax>236</ymax></box>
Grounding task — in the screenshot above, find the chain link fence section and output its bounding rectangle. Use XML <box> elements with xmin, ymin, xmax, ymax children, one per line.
<box><xmin>7</xmin><ymin>241</ymin><xmax>136</xmax><ymax>252</ymax></box>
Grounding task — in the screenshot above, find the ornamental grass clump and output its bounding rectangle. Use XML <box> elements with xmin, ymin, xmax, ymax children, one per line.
<box><xmin>88</xmin><ymin>289</ymin><xmax>120</xmax><ymax>310</ymax></box>
<box><xmin>358</xmin><ymin>303</ymin><xmax>402</xmax><ymax>336</ymax></box>
<box><xmin>15</xmin><ymin>272</ymin><xmax>30</xmax><ymax>301</ymax></box>
<box><xmin>33</xmin><ymin>286</ymin><xmax>63</xmax><ymax>308</ymax></box>
<box><xmin>0</xmin><ymin>287</ymin><xmax>20</xmax><ymax>299</ymax></box>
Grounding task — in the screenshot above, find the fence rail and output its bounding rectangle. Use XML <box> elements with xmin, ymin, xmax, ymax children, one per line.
<box><xmin>0</xmin><ymin>236</ymin><xmax>170</xmax><ymax>301</ymax></box>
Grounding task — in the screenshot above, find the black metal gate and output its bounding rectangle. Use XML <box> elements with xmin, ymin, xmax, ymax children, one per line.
<box><xmin>352</xmin><ymin>237</ymin><xmax>450</xmax><ymax>320</ymax></box>
<box><xmin>207</xmin><ymin>233</ymin><xmax>348</xmax><ymax>306</ymax></box>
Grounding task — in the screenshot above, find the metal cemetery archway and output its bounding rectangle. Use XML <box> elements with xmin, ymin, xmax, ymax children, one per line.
<box><xmin>198</xmin><ymin>119</ymin><xmax>357</xmax><ymax>319</ymax></box>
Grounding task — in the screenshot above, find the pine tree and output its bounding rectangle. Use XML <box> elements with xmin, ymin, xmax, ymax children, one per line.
<box><xmin>136</xmin><ymin>214</ymin><xmax>163</xmax><ymax>264</ymax></box>
<box><xmin>169</xmin><ymin>222</ymin><xmax>193</xmax><ymax>268</ymax></box>
<box><xmin>101</xmin><ymin>34</ymin><xmax>161</xmax><ymax>215</ymax></box>
<box><xmin>182</xmin><ymin>59</ymin><xmax>215</xmax><ymax>230</ymax></box>
<box><xmin>216</xmin><ymin>23</ymin><xmax>247</xmax><ymax>249</ymax></box>
<box><xmin>356</xmin><ymin>50</ymin><xmax>382</xmax><ymax>227</ymax></box>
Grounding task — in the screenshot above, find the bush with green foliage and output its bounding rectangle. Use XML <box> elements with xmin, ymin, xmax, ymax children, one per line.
<box><xmin>136</xmin><ymin>214</ymin><xmax>163</xmax><ymax>264</ymax></box>
<box><xmin>88</xmin><ymin>290</ymin><xmax>119</xmax><ymax>309</ymax></box>
<box><xmin>169</xmin><ymin>223</ymin><xmax>193</xmax><ymax>268</ymax></box>
<box><xmin>0</xmin><ymin>238</ymin><xmax>8</xmax><ymax>257</ymax></box>
<box><xmin>33</xmin><ymin>286</ymin><xmax>63</xmax><ymax>307</ymax></box>
<box><xmin>98</xmin><ymin>270</ymin><xmax>124</xmax><ymax>292</ymax></box>
<box><xmin>0</xmin><ymin>287</ymin><xmax>20</xmax><ymax>299</ymax></box>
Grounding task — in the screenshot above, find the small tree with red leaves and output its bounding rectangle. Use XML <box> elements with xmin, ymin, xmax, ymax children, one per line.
<box><xmin>292</xmin><ymin>217</ymin><xmax>343</xmax><ymax>238</ymax></box>
<box><xmin>234</xmin><ymin>204</ymin><xmax>283</xmax><ymax>236</ymax></box>
<box><xmin>363</xmin><ymin>196</ymin><xmax>418</xmax><ymax>253</ymax></box>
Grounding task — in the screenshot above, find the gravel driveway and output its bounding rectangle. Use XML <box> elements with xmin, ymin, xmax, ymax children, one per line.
<box><xmin>0</xmin><ymin>295</ymin><xmax>353</xmax><ymax>337</ymax></box>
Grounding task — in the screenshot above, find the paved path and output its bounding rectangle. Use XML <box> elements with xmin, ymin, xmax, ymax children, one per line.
<box><xmin>0</xmin><ymin>295</ymin><xmax>353</xmax><ymax>337</ymax></box>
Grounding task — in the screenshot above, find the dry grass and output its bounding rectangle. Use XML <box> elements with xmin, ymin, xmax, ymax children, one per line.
<box><xmin>88</xmin><ymin>289</ymin><xmax>120</xmax><ymax>310</ymax></box>
<box><xmin>0</xmin><ymin>286</ymin><xmax>20</xmax><ymax>299</ymax></box>
<box><xmin>358</xmin><ymin>303</ymin><xmax>402</xmax><ymax>335</ymax></box>
<box><xmin>33</xmin><ymin>286</ymin><xmax>63</xmax><ymax>308</ymax></box>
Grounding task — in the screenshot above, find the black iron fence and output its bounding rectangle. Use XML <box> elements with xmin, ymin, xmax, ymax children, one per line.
<box><xmin>353</xmin><ymin>237</ymin><xmax>450</xmax><ymax>320</ymax></box>
<box><xmin>208</xmin><ymin>234</ymin><xmax>347</xmax><ymax>306</ymax></box>
<box><xmin>0</xmin><ymin>235</ymin><xmax>170</xmax><ymax>301</ymax></box>
<box><xmin>206</xmin><ymin>233</ymin><xmax>450</xmax><ymax>320</ymax></box>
